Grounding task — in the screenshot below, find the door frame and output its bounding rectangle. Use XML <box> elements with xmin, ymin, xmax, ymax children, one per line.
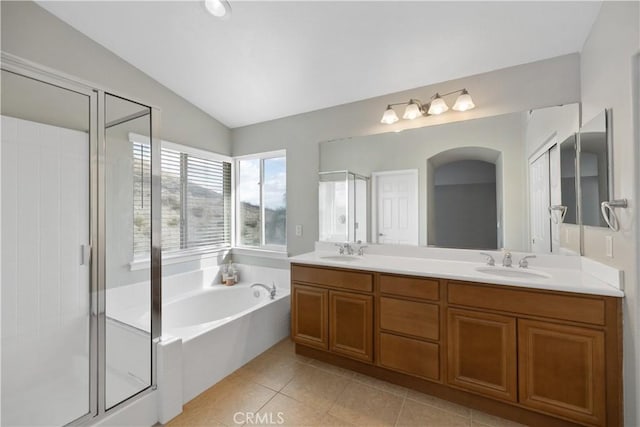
<box><xmin>371</xmin><ymin>169</ymin><xmax>419</xmax><ymax>245</ymax></box>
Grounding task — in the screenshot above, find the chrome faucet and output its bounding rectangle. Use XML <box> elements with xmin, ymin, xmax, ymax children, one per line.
<box><xmin>335</xmin><ymin>242</ymin><xmax>354</xmax><ymax>255</ymax></box>
<box><xmin>518</xmin><ymin>255</ymin><xmax>537</xmax><ymax>268</ymax></box>
<box><xmin>502</xmin><ymin>252</ymin><xmax>513</xmax><ymax>267</ymax></box>
<box><xmin>251</xmin><ymin>282</ymin><xmax>277</xmax><ymax>299</ymax></box>
<box><xmin>479</xmin><ymin>252</ymin><xmax>495</xmax><ymax>266</ymax></box>
<box><xmin>357</xmin><ymin>245</ymin><xmax>368</xmax><ymax>256</ymax></box>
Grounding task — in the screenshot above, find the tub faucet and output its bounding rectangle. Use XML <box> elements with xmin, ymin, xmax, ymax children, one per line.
<box><xmin>251</xmin><ymin>282</ymin><xmax>277</xmax><ymax>299</ymax></box>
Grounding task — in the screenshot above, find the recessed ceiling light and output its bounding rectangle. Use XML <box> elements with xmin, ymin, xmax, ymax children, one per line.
<box><xmin>204</xmin><ymin>0</ymin><xmax>231</xmax><ymax>19</ymax></box>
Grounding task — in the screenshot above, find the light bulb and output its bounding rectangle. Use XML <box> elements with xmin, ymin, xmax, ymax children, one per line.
<box><xmin>402</xmin><ymin>101</ymin><xmax>423</xmax><ymax>120</ymax></box>
<box><xmin>427</xmin><ymin>94</ymin><xmax>449</xmax><ymax>115</ymax></box>
<box><xmin>205</xmin><ymin>0</ymin><xmax>231</xmax><ymax>18</ymax></box>
<box><xmin>452</xmin><ymin>89</ymin><xmax>475</xmax><ymax>112</ymax></box>
<box><xmin>381</xmin><ymin>106</ymin><xmax>399</xmax><ymax>124</ymax></box>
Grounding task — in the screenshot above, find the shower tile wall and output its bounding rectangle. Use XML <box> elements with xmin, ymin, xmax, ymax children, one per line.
<box><xmin>1</xmin><ymin>115</ymin><xmax>91</xmax><ymax>425</ymax></box>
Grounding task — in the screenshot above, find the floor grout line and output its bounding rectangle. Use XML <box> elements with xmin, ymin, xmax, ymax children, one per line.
<box><xmin>393</xmin><ymin>395</ymin><xmax>407</xmax><ymax>427</ymax></box>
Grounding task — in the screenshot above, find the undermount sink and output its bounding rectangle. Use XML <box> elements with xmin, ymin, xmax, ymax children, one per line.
<box><xmin>475</xmin><ymin>266</ymin><xmax>550</xmax><ymax>280</ymax></box>
<box><xmin>320</xmin><ymin>255</ymin><xmax>361</xmax><ymax>262</ymax></box>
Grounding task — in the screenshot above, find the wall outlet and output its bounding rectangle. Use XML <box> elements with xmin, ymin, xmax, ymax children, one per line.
<box><xmin>605</xmin><ymin>235</ymin><xmax>613</xmax><ymax>258</ymax></box>
<box><xmin>295</xmin><ymin>224</ymin><xmax>303</xmax><ymax>237</ymax></box>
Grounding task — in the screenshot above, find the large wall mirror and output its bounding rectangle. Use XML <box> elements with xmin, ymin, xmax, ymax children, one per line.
<box><xmin>319</xmin><ymin>103</ymin><xmax>583</xmax><ymax>254</ymax></box>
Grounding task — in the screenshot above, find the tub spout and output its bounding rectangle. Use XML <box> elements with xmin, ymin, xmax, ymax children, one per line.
<box><xmin>251</xmin><ymin>282</ymin><xmax>276</xmax><ymax>299</ymax></box>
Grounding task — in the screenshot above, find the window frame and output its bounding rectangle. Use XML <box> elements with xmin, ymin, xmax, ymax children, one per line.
<box><xmin>130</xmin><ymin>133</ymin><xmax>233</xmax><ymax>268</ymax></box>
<box><xmin>234</xmin><ymin>149</ymin><xmax>287</xmax><ymax>253</ymax></box>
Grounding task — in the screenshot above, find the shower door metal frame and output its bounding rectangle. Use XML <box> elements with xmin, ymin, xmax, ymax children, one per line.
<box><xmin>1</xmin><ymin>52</ymin><xmax>162</xmax><ymax>426</ymax></box>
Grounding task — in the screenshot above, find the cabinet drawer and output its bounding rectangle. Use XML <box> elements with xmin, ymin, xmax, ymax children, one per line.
<box><xmin>379</xmin><ymin>275</ymin><xmax>439</xmax><ymax>301</ymax></box>
<box><xmin>292</xmin><ymin>265</ymin><xmax>373</xmax><ymax>292</ymax></box>
<box><xmin>379</xmin><ymin>333</ymin><xmax>440</xmax><ymax>381</ymax></box>
<box><xmin>448</xmin><ymin>282</ymin><xmax>605</xmax><ymax>326</ymax></box>
<box><xmin>380</xmin><ymin>297</ymin><xmax>439</xmax><ymax>340</ymax></box>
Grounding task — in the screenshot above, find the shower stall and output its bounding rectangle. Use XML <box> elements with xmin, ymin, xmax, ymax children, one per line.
<box><xmin>318</xmin><ymin>171</ymin><xmax>369</xmax><ymax>243</ymax></box>
<box><xmin>1</xmin><ymin>54</ymin><xmax>161</xmax><ymax>426</ymax></box>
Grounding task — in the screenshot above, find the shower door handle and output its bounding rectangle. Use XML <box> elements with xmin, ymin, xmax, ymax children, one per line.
<box><xmin>80</xmin><ymin>244</ymin><xmax>92</xmax><ymax>265</ymax></box>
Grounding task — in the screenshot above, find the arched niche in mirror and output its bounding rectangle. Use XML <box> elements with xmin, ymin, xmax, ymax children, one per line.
<box><xmin>426</xmin><ymin>147</ymin><xmax>502</xmax><ymax>250</ymax></box>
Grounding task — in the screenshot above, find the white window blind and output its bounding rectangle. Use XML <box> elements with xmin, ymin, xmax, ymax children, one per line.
<box><xmin>133</xmin><ymin>141</ymin><xmax>151</xmax><ymax>256</ymax></box>
<box><xmin>161</xmin><ymin>147</ymin><xmax>182</xmax><ymax>253</ymax></box>
<box><xmin>132</xmin><ymin>141</ymin><xmax>231</xmax><ymax>259</ymax></box>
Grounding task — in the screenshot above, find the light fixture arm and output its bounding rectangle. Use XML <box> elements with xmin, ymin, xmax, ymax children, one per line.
<box><xmin>433</xmin><ymin>88</ymin><xmax>467</xmax><ymax>98</ymax></box>
<box><xmin>386</xmin><ymin>102</ymin><xmax>411</xmax><ymax>108</ymax></box>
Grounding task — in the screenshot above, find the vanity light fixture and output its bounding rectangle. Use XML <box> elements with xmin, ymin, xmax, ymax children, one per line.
<box><xmin>380</xmin><ymin>88</ymin><xmax>475</xmax><ymax>124</ymax></box>
<box><xmin>381</xmin><ymin>105</ymin><xmax>400</xmax><ymax>124</ymax></box>
<box><xmin>204</xmin><ymin>0</ymin><xmax>232</xmax><ymax>18</ymax></box>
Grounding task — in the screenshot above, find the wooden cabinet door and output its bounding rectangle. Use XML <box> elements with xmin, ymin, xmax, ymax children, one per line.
<box><xmin>329</xmin><ymin>291</ymin><xmax>373</xmax><ymax>362</ymax></box>
<box><xmin>447</xmin><ymin>308</ymin><xmax>517</xmax><ymax>402</ymax></box>
<box><xmin>518</xmin><ymin>319</ymin><xmax>606</xmax><ymax>426</ymax></box>
<box><xmin>291</xmin><ymin>284</ymin><xmax>328</xmax><ymax>350</ymax></box>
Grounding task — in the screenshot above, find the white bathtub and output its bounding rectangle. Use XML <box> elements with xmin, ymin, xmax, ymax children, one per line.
<box><xmin>107</xmin><ymin>263</ymin><xmax>291</xmax><ymax>406</ymax></box>
<box><xmin>163</xmin><ymin>266</ymin><xmax>291</xmax><ymax>403</ymax></box>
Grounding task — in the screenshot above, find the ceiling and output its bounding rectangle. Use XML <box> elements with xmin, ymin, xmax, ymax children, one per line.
<box><xmin>37</xmin><ymin>1</ymin><xmax>601</xmax><ymax>129</ymax></box>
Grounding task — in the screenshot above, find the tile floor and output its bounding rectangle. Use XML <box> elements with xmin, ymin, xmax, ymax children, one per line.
<box><xmin>166</xmin><ymin>338</ymin><xmax>527</xmax><ymax>427</ymax></box>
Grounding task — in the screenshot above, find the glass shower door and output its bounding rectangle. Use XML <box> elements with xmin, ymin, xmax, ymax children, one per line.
<box><xmin>104</xmin><ymin>93</ymin><xmax>153</xmax><ymax>409</ymax></box>
<box><xmin>1</xmin><ymin>70</ymin><xmax>93</xmax><ymax>426</ymax></box>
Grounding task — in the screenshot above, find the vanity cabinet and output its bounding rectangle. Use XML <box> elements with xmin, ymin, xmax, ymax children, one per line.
<box><xmin>447</xmin><ymin>308</ymin><xmax>517</xmax><ymax>402</ymax></box>
<box><xmin>291</xmin><ymin>265</ymin><xmax>374</xmax><ymax>363</ymax></box>
<box><xmin>291</xmin><ymin>263</ymin><xmax>622</xmax><ymax>427</ymax></box>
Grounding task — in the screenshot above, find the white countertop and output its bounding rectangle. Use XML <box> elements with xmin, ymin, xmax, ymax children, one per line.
<box><xmin>289</xmin><ymin>250</ymin><xmax>624</xmax><ymax>297</ymax></box>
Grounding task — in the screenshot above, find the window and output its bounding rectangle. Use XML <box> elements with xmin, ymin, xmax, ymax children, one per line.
<box><xmin>236</xmin><ymin>152</ymin><xmax>287</xmax><ymax>250</ymax></box>
<box><xmin>132</xmin><ymin>136</ymin><xmax>232</xmax><ymax>259</ymax></box>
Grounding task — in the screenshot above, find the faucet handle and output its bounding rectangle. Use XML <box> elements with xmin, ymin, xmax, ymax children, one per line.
<box><xmin>518</xmin><ymin>255</ymin><xmax>536</xmax><ymax>268</ymax></box>
<box><xmin>334</xmin><ymin>243</ymin><xmax>345</xmax><ymax>255</ymax></box>
<box><xmin>357</xmin><ymin>245</ymin><xmax>368</xmax><ymax>256</ymax></box>
<box><xmin>479</xmin><ymin>252</ymin><xmax>495</xmax><ymax>266</ymax></box>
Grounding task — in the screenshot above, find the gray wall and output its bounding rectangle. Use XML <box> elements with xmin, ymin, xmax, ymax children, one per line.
<box><xmin>524</xmin><ymin>103</ymin><xmax>579</xmax><ymax>159</ymax></box>
<box><xmin>1</xmin><ymin>1</ymin><xmax>231</xmax><ymax>154</ymax></box>
<box><xmin>434</xmin><ymin>183</ymin><xmax>497</xmax><ymax>250</ymax></box>
<box><xmin>579</xmin><ymin>2</ymin><xmax>640</xmax><ymax>425</ymax></box>
<box><xmin>232</xmin><ymin>54</ymin><xmax>581</xmax><ymax>255</ymax></box>
<box><xmin>434</xmin><ymin>161</ymin><xmax>497</xmax><ymax>250</ymax></box>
